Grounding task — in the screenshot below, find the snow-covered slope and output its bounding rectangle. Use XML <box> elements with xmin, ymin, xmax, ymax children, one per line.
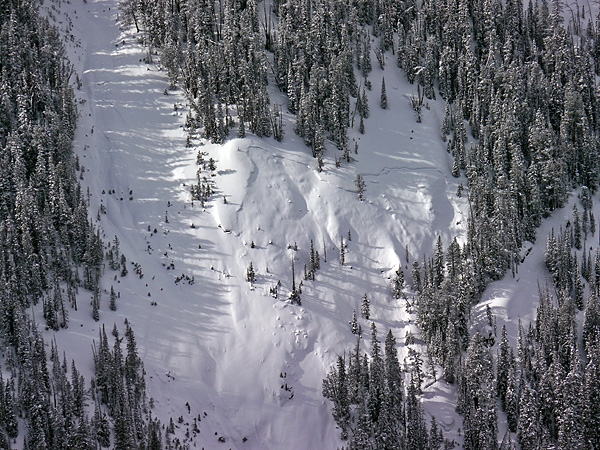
<box><xmin>44</xmin><ymin>0</ymin><xmax>472</xmax><ymax>448</ymax></box>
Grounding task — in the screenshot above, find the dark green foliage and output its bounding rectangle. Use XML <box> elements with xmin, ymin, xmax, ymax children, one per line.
<box><xmin>0</xmin><ymin>1</ymin><xmax>163</xmax><ymax>447</ymax></box>
<box><xmin>355</xmin><ymin>174</ymin><xmax>366</xmax><ymax>201</ymax></box>
<box><xmin>147</xmin><ymin>416</ymin><xmax>163</xmax><ymax>450</ymax></box>
<box><xmin>392</xmin><ymin>266</ymin><xmax>405</xmax><ymax>299</ymax></box>
<box><xmin>380</xmin><ymin>77</ymin><xmax>387</xmax><ymax>109</ymax></box>
<box><xmin>405</xmin><ymin>375</ymin><xmax>428</xmax><ymax>449</ymax></box>
<box><xmin>191</xmin><ymin>168</ymin><xmax>215</xmax><ymax>206</ymax></box>
<box><xmin>120</xmin><ymin>254</ymin><xmax>128</xmax><ymax>277</ymax></box>
<box><xmin>122</xmin><ymin>0</ymin><xmax>273</xmax><ymax>144</ymax></box>
<box><xmin>584</xmin><ymin>349</ymin><xmax>600</xmax><ymax>449</ymax></box>
<box><xmin>92</xmin><ymin>322</ymin><xmax>148</xmax><ymax>448</ymax></box>
<box><xmin>93</xmin><ymin>402</ymin><xmax>111</xmax><ymax>448</ymax></box>
<box><xmin>324</xmin><ymin>329</ymin><xmax>416</xmax><ymax>448</ymax></box>
<box><xmin>492</xmin><ymin>266</ymin><xmax>600</xmax><ymax>450</ymax></box>
<box><xmin>80</xmin><ymin>0</ymin><xmax>600</xmax><ymax>448</ymax></box>
<box><xmin>350</xmin><ymin>310</ymin><xmax>359</xmax><ymax>335</ymax></box>
<box><xmin>308</xmin><ymin>239</ymin><xmax>320</xmax><ymax>280</ymax></box>
<box><xmin>290</xmin><ymin>258</ymin><xmax>301</xmax><ymax>305</ymax></box>
<box><xmin>322</xmin><ymin>355</ymin><xmax>350</xmax><ymax>439</ymax></box>
<box><xmin>361</xmin><ymin>293</ymin><xmax>370</xmax><ymax>320</ymax></box>
<box><xmin>0</xmin><ymin>0</ymin><xmax>94</xmax><ymax>316</ymax></box>
<box><xmin>574</xmin><ymin>205</ymin><xmax>582</xmax><ymax>250</ymax></box>
<box><xmin>411</xmin><ymin>260</ymin><xmax>421</xmax><ymax>293</ymax></box>
<box><xmin>496</xmin><ymin>325</ymin><xmax>510</xmax><ymax>407</ymax></box>
<box><xmin>246</xmin><ymin>261</ymin><xmax>256</xmax><ymax>283</ymax></box>
<box><xmin>459</xmin><ymin>333</ymin><xmax>497</xmax><ymax>450</ymax></box>
<box><xmin>110</xmin><ymin>286</ymin><xmax>117</xmax><ymax>311</ymax></box>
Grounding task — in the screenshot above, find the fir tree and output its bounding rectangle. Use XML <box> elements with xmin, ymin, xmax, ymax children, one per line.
<box><xmin>392</xmin><ymin>267</ymin><xmax>405</xmax><ymax>299</ymax></box>
<box><xmin>290</xmin><ymin>258</ymin><xmax>301</xmax><ymax>305</ymax></box>
<box><xmin>361</xmin><ymin>87</ymin><xmax>370</xmax><ymax>118</ymax></box>
<box><xmin>322</xmin><ymin>355</ymin><xmax>350</xmax><ymax>439</ymax></box>
<box><xmin>350</xmin><ymin>310</ymin><xmax>359</xmax><ymax>335</ymax></box>
<box><xmin>574</xmin><ymin>205</ymin><xmax>582</xmax><ymax>250</ymax></box>
<box><xmin>361</xmin><ymin>293</ymin><xmax>370</xmax><ymax>320</ymax></box>
<box><xmin>120</xmin><ymin>254</ymin><xmax>128</xmax><ymax>276</ymax></box>
<box><xmin>355</xmin><ymin>174</ymin><xmax>366</xmax><ymax>201</ymax></box>
<box><xmin>246</xmin><ymin>261</ymin><xmax>256</xmax><ymax>283</ymax></box>
<box><xmin>110</xmin><ymin>286</ymin><xmax>117</xmax><ymax>311</ymax></box>
<box><xmin>380</xmin><ymin>77</ymin><xmax>388</xmax><ymax>109</ymax></box>
<box><xmin>411</xmin><ymin>261</ymin><xmax>421</xmax><ymax>292</ymax></box>
<box><xmin>497</xmin><ymin>325</ymin><xmax>511</xmax><ymax>408</ymax></box>
<box><xmin>92</xmin><ymin>294</ymin><xmax>100</xmax><ymax>322</ymax></box>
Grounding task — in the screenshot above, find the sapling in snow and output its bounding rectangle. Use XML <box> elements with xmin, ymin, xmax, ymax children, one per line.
<box><xmin>361</xmin><ymin>293</ymin><xmax>370</xmax><ymax>320</ymax></box>
<box><xmin>350</xmin><ymin>310</ymin><xmax>359</xmax><ymax>334</ymax></box>
<box><xmin>246</xmin><ymin>262</ymin><xmax>256</xmax><ymax>283</ymax></box>
<box><xmin>355</xmin><ymin>174</ymin><xmax>366</xmax><ymax>201</ymax></box>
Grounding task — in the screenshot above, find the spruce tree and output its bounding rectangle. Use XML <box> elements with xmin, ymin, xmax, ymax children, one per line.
<box><xmin>246</xmin><ymin>262</ymin><xmax>256</xmax><ymax>283</ymax></box>
<box><xmin>350</xmin><ymin>310</ymin><xmax>359</xmax><ymax>335</ymax></box>
<box><xmin>380</xmin><ymin>77</ymin><xmax>388</xmax><ymax>109</ymax></box>
<box><xmin>392</xmin><ymin>267</ymin><xmax>405</xmax><ymax>299</ymax></box>
<box><xmin>322</xmin><ymin>355</ymin><xmax>350</xmax><ymax>439</ymax></box>
<box><xmin>355</xmin><ymin>174</ymin><xmax>366</xmax><ymax>201</ymax></box>
<box><xmin>574</xmin><ymin>205</ymin><xmax>582</xmax><ymax>250</ymax></box>
<box><xmin>497</xmin><ymin>325</ymin><xmax>511</xmax><ymax>407</ymax></box>
<box><xmin>369</xmin><ymin>322</ymin><xmax>384</xmax><ymax>425</ymax></box>
<box><xmin>361</xmin><ymin>293</ymin><xmax>370</xmax><ymax>320</ymax></box>
<box><xmin>110</xmin><ymin>286</ymin><xmax>117</xmax><ymax>311</ymax></box>
<box><xmin>584</xmin><ymin>347</ymin><xmax>600</xmax><ymax>448</ymax></box>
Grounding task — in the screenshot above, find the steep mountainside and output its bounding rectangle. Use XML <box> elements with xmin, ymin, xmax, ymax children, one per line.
<box><xmin>47</xmin><ymin>0</ymin><xmax>468</xmax><ymax>448</ymax></box>
<box><xmin>3</xmin><ymin>0</ymin><xmax>598</xmax><ymax>448</ymax></box>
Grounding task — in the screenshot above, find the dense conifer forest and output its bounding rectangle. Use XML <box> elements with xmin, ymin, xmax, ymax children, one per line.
<box><xmin>0</xmin><ymin>0</ymin><xmax>155</xmax><ymax>448</ymax></box>
<box><xmin>4</xmin><ymin>0</ymin><xmax>600</xmax><ymax>447</ymax></box>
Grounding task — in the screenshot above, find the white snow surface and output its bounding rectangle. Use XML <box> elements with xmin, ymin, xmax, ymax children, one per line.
<box><xmin>34</xmin><ymin>0</ymin><xmax>559</xmax><ymax>448</ymax></box>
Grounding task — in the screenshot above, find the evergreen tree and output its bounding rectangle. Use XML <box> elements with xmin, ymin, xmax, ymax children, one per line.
<box><xmin>383</xmin><ymin>329</ymin><xmax>404</xmax><ymax>446</ymax></box>
<box><xmin>412</xmin><ymin>261</ymin><xmax>421</xmax><ymax>292</ymax></box>
<box><xmin>350</xmin><ymin>310</ymin><xmax>359</xmax><ymax>335</ymax></box>
<box><xmin>433</xmin><ymin>236</ymin><xmax>444</xmax><ymax>289</ymax></box>
<box><xmin>584</xmin><ymin>347</ymin><xmax>600</xmax><ymax>449</ymax></box>
<box><xmin>392</xmin><ymin>266</ymin><xmax>405</xmax><ymax>299</ymax></box>
<box><xmin>361</xmin><ymin>87</ymin><xmax>370</xmax><ymax>119</ymax></box>
<box><xmin>496</xmin><ymin>325</ymin><xmax>511</xmax><ymax>408</ymax></box>
<box><xmin>368</xmin><ymin>322</ymin><xmax>384</xmax><ymax>427</ymax></box>
<box><xmin>355</xmin><ymin>174</ymin><xmax>366</xmax><ymax>201</ymax></box>
<box><xmin>92</xmin><ymin>294</ymin><xmax>100</xmax><ymax>322</ymax></box>
<box><xmin>322</xmin><ymin>355</ymin><xmax>350</xmax><ymax>439</ymax></box>
<box><xmin>110</xmin><ymin>286</ymin><xmax>117</xmax><ymax>311</ymax></box>
<box><xmin>246</xmin><ymin>261</ymin><xmax>256</xmax><ymax>283</ymax></box>
<box><xmin>584</xmin><ymin>292</ymin><xmax>600</xmax><ymax>352</ymax></box>
<box><xmin>380</xmin><ymin>77</ymin><xmax>388</xmax><ymax>109</ymax></box>
<box><xmin>361</xmin><ymin>293</ymin><xmax>370</xmax><ymax>320</ymax></box>
<box><xmin>574</xmin><ymin>205</ymin><xmax>582</xmax><ymax>250</ymax></box>
<box><xmin>405</xmin><ymin>375</ymin><xmax>428</xmax><ymax>449</ymax></box>
<box><xmin>460</xmin><ymin>333</ymin><xmax>497</xmax><ymax>450</ymax></box>
<box><xmin>558</xmin><ymin>350</ymin><xmax>585</xmax><ymax>450</ymax></box>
